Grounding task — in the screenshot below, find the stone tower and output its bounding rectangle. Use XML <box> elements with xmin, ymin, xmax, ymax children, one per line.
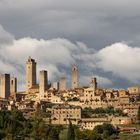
<box><xmin>0</xmin><ymin>74</ymin><xmax>10</xmax><ymax>99</ymax></box>
<box><xmin>90</xmin><ymin>77</ymin><xmax>97</xmax><ymax>90</ymax></box>
<box><xmin>51</xmin><ymin>82</ymin><xmax>59</xmax><ymax>90</ymax></box>
<box><xmin>26</xmin><ymin>56</ymin><xmax>36</xmax><ymax>92</ymax></box>
<box><xmin>10</xmin><ymin>77</ymin><xmax>17</xmax><ymax>95</ymax></box>
<box><xmin>71</xmin><ymin>65</ymin><xmax>78</xmax><ymax>89</ymax></box>
<box><xmin>59</xmin><ymin>76</ymin><xmax>67</xmax><ymax>91</ymax></box>
<box><xmin>39</xmin><ymin>70</ymin><xmax>48</xmax><ymax>96</ymax></box>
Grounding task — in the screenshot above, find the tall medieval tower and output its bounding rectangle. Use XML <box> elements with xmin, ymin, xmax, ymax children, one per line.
<box><xmin>26</xmin><ymin>57</ymin><xmax>36</xmax><ymax>92</ymax></box>
<box><xmin>39</xmin><ymin>70</ymin><xmax>48</xmax><ymax>96</ymax></box>
<box><xmin>59</xmin><ymin>76</ymin><xmax>67</xmax><ymax>91</ymax></box>
<box><xmin>10</xmin><ymin>77</ymin><xmax>17</xmax><ymax>94</ymax></box>
<box><xmin>71</xmin><ymin>65</ymin><xmax>78</xmax><ymax>89</ymax></box>
<box><xmin>90</xmin><ymin>77</ymin><xmax>97</xmax><ymax>91</ymax></box>
<box><xmin>0</xmin><ymin>74</ymin><xmax>10</xmax><ymax>99</ymax></box>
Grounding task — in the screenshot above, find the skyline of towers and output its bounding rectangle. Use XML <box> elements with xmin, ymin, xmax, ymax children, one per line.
<box><xmin>71</xmin><ymin>65</ymin><xmax>78</xmax><ymax>89</ymax></box>
<box><xmin>26</xmin><ymin>56</ymin><xmax>37</xmax><ymax>92</ymax></box>
<box><xmin>0</xmin><ymin>57</ymin><xmax>98</xmax><ymax>98</ymax></box>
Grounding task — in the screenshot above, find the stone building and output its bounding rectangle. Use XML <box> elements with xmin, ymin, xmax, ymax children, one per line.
<box><xmin>111</xmin><ymin>116</ymin><xmax>133</xmax><ymax>125</ymax></box>
<box><xmin>90</xmin><ymin>77</ymin><xmax>97</xmax><ymax>91</ymax></box>
<box><xmin>59</xmin><ymin>76</ymin><xmax>67</xmax><ymax>91</ymax></box>
<box><xmin>51</xmin><ymin>82</ymin><xmax>59</xmax><ymax>90</ymax></box>
<box><xmin>119</xmin><ymin>89</ymin><xmax>129</xmax><ymax>97</ymax></box>
<box><xmin>80</xmin><ymin>118</ymin><xmax>110</xmax><ymax>130</ymax></box>
<box><xmin>128</xmin><ymin>86</ymin><xmax>139</xmax><ymax>94</ymax></box>
<box><xmin>39</xmin><ymin>70</ymin><xmax>48</xmax><ymax>96</ymax></box>
<box><xmin>26</xmin><ymin>57</ymin><xmax>37</xmax><ymax>93</ymax></box>
<box><xmin>0</xmin><ymin>74</ymin><xmax>10</xmax><ymax>99</ymax></box>
<box><xmin>71</xmin><ymin>65</ymin><xmax>78</xmax><ymax>89</ymax></box>
<box><xmin>51</xmin><ymin>104</ymin><xmax>81</xmax><ymax>125</ymax></box>
<box><xmin>119</xmin><ymin>96</ymin><xmax>130</xmax><ymax>104</ymax></box>
<box><xmin>10</xmin><ymin>77</ymin><xmax>17</xmax><ymax>95</ymax></box>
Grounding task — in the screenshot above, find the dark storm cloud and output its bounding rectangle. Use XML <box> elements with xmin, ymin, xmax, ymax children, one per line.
<box><xmin>0</xmin><ymin>25</ymin><xmax>14</xmax><ymax>45</ymax></box>
<box><xmin>0</xmin><ymin>0</ymin><xmax>140</xmax><ymax>48</ymax></box>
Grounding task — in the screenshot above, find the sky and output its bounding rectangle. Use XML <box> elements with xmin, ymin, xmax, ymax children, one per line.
<box><xmin>0</xmin><ymin>0</ymin><xmax>140</xmax><ymax>90</ymax></box>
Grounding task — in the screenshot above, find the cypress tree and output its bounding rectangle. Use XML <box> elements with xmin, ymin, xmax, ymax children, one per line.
<box><xmin>67</xmin><ymin>119</ymin><xmax>75</xmax><ymax>140</ymax></box>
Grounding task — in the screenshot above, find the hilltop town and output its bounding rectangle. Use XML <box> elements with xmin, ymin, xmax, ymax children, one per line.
<box><xmin>0</xmin><ymin>56</ymin><xmax>140</xmax><ymax>136</ymax></box>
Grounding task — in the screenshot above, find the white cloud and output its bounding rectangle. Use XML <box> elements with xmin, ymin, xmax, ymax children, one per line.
<box><xmin>1</xmin><ymin>24</ymin><xmax>140</xmax><ymax>90</ymax></box>
<box><xmin>0</xmin><ymin>34</ymin><xmax>96</xmax><ymax>90</ymax></box>
<box><xmin>96</xmin><ymin>42</ymin><xmax>140</xmax><ymax>83</ymax></box>
<box><xmin>1</xmin><ymin>38</ymin><xmax>140</xmax><ymax>90</ymax></box>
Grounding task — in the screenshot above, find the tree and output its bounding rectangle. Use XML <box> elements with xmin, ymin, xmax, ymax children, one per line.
<box><xmin>90</xmin><ymin>133</ymin><xmax>103</xmax><ymax>140</ymax></box>
<box><xmin>0</xmin><ymin>110</ymin><xmax>26</xmax><ymax>140</ymax></box>
<box><xmin>93</xmin><ymin>125</ymin><xmax>103</xmax><ymax>134</ymax></box>
<box><xmin>105</xmin><ymin>106</ymin><xmax>114</xmax><ymax>115</ymax></box>
<box><xmin>67</xmin><ymin>120</ymin><xmax>75</xmax><ymax>140</ymax></box>
<box><xmin>92</xmin><ymin>123</ymin><xmax>118</xmax><ymax>140</ymax></box>
<box><xmin>0</xmin><ymin>131</ymin><xmax>6</xmax><ymax>139</ymax></box>
<box><xmin>48</xmin><ymin>127</ymin><xmax>60</xmax><ymax>140</ymax></box>
<box><xmin>46</xmin><ymin>125</ymin><xmax>52</xmax><ymax>140</ymax></box>
<box><xmin>30</xmin><ymin>115</ymin><xmax>46</xmax><ymax>140</ymax></box>
<box><xmin>137</xmin><ymin>105</ymin><xmax>140</xmax><ymax>124</ymax></box>
<box><xmin>75</xmin><ymin>129</ymin><xmax>92</xmax><ymax>140</ymax></box>
<box><xmin>81</xmin><ymin>107</ymin><xmax>94</xmax><ymax>118</ymax></box>
<box><xmin>102</xmin><ymin>123</ymin><xmax>117</xmax><ymax>136</ymax></box>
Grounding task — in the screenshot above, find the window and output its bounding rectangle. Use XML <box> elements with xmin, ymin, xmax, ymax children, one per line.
<box><xmin>11</xmin><ymin>80</ymin><xmax>14</xmax><ymax>85</ymax></box>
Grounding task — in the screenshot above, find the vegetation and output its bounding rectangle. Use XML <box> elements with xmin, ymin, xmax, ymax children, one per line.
<box><xmin>67</xmin><ymin>120</ymin><xmax>75</xmax><ymax>140</ymax></box>
<box><xmin>67</xmin><ymin>97</ymin><xmax>79</xmax><ymax>102</ymax></box>
<box><xmin>137</xmin><ymin>105</ymin><xmax>140</xmax><ymax>124</ymax></box>
<box><xmin>0</xmin><ymin>109</ymin><xmax>26</xmax><ymax>139</ymax></box>
<box><xmin>75</xmin><ymin>129</ymin><xmax>92</xmax><ymax>140</ymax></box>
<box><xmin>0</xmin><ymin>110</ymin><xmax>139</xmax><ymax>140</ymax></box>
<box><xmin>92</xmin><ymin>123</ymin><xmax>118</xmax><ymax>140</ymax></box>
<box><xmin>119</xmin><ymin>133</ymin><xmax>140</xmax><ymax>140</ymax></box>
<box><xmin>0</xmin><ymin>110</ymin><xmax>63</xmax><ymax>140</ymax></box>
<box><xmin>82</xmin><ymin>106</ymin><xmax>127</xmax><ymax>118</ymax></box>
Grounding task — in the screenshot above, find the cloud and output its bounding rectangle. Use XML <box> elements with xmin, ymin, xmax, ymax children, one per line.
<box><xmin>0</xmin><ymin>0</ymin><xmax>140</xmax><ymax>50</ymax></box>
<box><xmin>1</xmin><ymin>37</ymin><xmax>140</xmax><ymax>90</ymax></box>
<box><xmin>96</xmin><ymin>42</ymin><xmax>140</xmax><ymax>83</ymax></box>
<box><xmin>0</xmin><ymin>25</ymin><xmax>14</xmax><ymax>46</ymax></box>
<box><xmin>1</xmin><ymin>24</ymin><xmax>140</xmax><ymax>90</ymax></box>
<box><xmin>0</xmin><ymin>25</ymin><xmax>112</xmax><ymax>90</ymax></box>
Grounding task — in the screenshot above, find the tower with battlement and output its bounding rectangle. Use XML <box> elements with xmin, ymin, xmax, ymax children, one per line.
<box><xmin>0</xmin><ymin>74</ymin><xmax>10</xmax><ymax>98</ymax></box>
<box><xmin>26</xmin><ymin>57</ymin><xmax>37</xmax><ymax>92</ymax></box>
<box><xmin>39</xmin><ymin>70</ymin><xmax>48</xmax><ymax>96</ymax></box>
<box><xmin>59</xmin><ymin>76</ymin><xmax>67</xmax><ymax>91</ymax></box>
<box><xmin>10</xmin><ymin>77</ymin><xmax>17</xmax><ymax>95</ymax></box>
